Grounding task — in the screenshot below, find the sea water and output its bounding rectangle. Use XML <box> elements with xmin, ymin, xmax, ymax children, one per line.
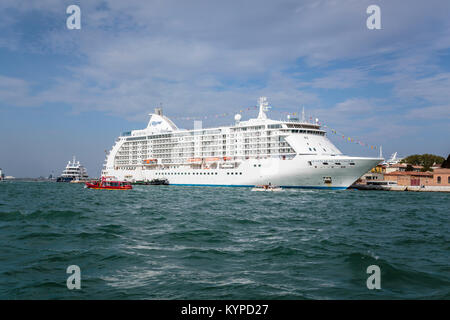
<box><xmin>0</xmin><ymin>181</ymin><xmax>448</xmax><ymax>299</ymax></box>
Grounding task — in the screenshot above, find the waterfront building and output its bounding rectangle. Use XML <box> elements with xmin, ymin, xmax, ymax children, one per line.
<box><xmin>384</xmin><ymin>171</ymin><xmax>433</xmax><ymax>186</ymax></box>
<box><xmin>432</xmin><ymin>168</ymin><xmax>450</xmax><ymax>186</ymax></box>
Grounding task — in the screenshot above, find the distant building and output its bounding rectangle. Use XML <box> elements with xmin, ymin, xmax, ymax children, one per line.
<box><xmin>385</xmin><ymin>163</ymin><xmax>423</xmax><ymax>173</ymax></box>
<box><xmin>358</xmin><ymin>172</ymin><xmax>384</xmax><ymax>184</ymax></box>
<box><xmin>384</xmin><ymin>171</ymin><xmax>433</xmax><ymax>186</ymax></box>
<box><xmin>432</xmin><ymin>168</ymin><xmax>450</xmax><ymax>186</ymax></box>
<box><xmin>0</xmin><ymin>168</ymin><xmax>3</xmax><ymax>180</ymax></box>
<box><xmin>384</xmin><ymin>168</ymin><xmax>450</xmax><ymax>186</ymax></box>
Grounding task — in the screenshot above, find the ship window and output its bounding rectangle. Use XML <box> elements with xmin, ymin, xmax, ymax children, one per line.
<box><xmin>308</xmin><ymin>161</ymin><xmax>312</xmax><ymax>166</ymax></box>
<box><xmin>240</xmin><ymin>172</ymin><xmax>242</xmax><ymax>175</ymax></box>
<box><xmin>350</xmin><ymin>163</ymin><xmax>355</xmax><ymax>165</ymax></box>
<box><xmin>335</xmin><ymin>163</ymin><xmax>341</xmax><ymax>165</ymax></box>
<box><xmin>227</xmin><ymin>172</ymin><xmax>230</xmax><ymax>175</ymax></box>
<box><xmin>323</xmin><ymin>162</ymin><xmax>328</xmax><ymax>165</ymax></box>
<box><xmin>309</xmin><ymin>148</ymin><xmax>312</xmax><ymax>151</ymax></box>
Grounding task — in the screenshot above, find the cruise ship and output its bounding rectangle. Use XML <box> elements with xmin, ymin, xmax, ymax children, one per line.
<box><xmin>57</xmin><ymin>156</ymin><xmax>89</xmax><ymax>182</ymax></box>
<box><xmin>101</xmin><ymin>97</ymin><xmax>383</xmax><ymax>189</ymax></box>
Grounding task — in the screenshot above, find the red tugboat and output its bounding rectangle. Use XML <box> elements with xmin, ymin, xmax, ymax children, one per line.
<box><xmin>85</xmin><ymin>177</ymin><xmax>132</xmax><ymax>190</ymax></box>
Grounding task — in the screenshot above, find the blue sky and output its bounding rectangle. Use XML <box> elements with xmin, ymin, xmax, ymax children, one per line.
<box><xmin>1</xmin><ymin>0</ymin><xmax>449</xmax><ymax>177</ymax></box>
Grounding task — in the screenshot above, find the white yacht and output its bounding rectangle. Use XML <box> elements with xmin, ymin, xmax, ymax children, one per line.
<box><xmin>57</xmin><ymin>156</ymin><xmax>89</xmax><ymax>182</ymax></box>
<box><xmin>101</xmin><ymin>97</ymin><xmax>383</xmax><ymax>189</ymax></box>
<box><xmin>382</xmin><ymin>152</ymin><xmax>403</xmax><ymax>166</ymax></box>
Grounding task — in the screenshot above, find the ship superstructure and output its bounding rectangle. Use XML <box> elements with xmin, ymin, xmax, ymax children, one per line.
<box><xmin>101</xmin><ymin>97</ymin><xmax>382</xmax><ymax>189</ymax></box>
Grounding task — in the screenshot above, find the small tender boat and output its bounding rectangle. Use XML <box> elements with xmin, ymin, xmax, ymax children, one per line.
<box><xmin>251</xmin><ymin>184</ymin><xmax>283</xmax><ymax>192</ymax></box>
<box><xmin>149</xmin><ymin>178</ymin><xmax>169</xmax><ymax>185</ymax></box>
<box><xmin>85</xmin><ymin>178</ymin><xmax>132</xmax><ymax>190</ymax></box>
<box><xmin>132</xmin><ymin>180</ymin><xmax>151</xmax><ymax>185</ymax></box>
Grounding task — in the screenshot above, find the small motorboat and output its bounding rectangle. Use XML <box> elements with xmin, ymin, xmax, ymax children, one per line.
<box><xmin>85</xmin><ymin>178</ymin><xmax>132</xmax><ymax>190</ymax></box>
<box><xmin>251</xmin><ymin>184</ymin><xmax>283</xmax><ymax>192</ymax></box>
<box><xmin>132</xmin><ymin>180</ymin><xmax>151</xmax><ymax>185</ymax></box>
<box><xmin>149</xmin><ymin>178</ymin><xmax>169</xmax><ymax>185</ymax></box>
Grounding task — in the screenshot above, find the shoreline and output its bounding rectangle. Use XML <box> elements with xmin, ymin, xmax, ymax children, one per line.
<box><xmin>350</xmin><ymin>184</ymin><xmax>450</xmax><ymax>193</ymax></box>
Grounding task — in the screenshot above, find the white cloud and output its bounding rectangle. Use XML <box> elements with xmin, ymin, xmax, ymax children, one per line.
<box><xmin>394</xmin><ymin>73</ymin><xmax>450</xmax><ymax>105</ymax></box>
<box><xmin>407</xmin><ymin>105</ymin><xmax>450</xmax><ymax>119</ymax></box>
<box><xmin>1</xmin><ymin>0</ymin><xmax>450</xmax><ymax>123</ymax></box>
<box><xmin>305</xmin><ymin>69</ymin><xmax>369</xmax><ymax>89</ymax></box>
<box><xmin>0</xmin><ymin>75</ymin><xmax>40</xmax><ymax>107</ymax></box>
<box><xmin>334</xmin><ymin>98</ymin><xmax>376</xmax><ymax>114</ymax></box>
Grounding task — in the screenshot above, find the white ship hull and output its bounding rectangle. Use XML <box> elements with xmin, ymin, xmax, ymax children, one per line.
<box><xmin>105</xmin><ymin>156</ymin><xmax>381</xmax><ymax>189</ymax></box>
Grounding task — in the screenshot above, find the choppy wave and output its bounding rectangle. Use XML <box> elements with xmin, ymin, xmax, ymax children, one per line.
<box><xmin>0</xmin><ymin>181</ymin><xmax>449</xmax><ymax>299</ymax></box>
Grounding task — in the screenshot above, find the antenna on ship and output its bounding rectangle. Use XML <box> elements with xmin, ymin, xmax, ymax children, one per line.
<box><xmin>301</xmin><ymin>106</ymin><xmax>305</xmax><ymax>122</ymax></box>
<box><xmin>155</xmin><ymin>105</ymin><xmax>163</xmax><ymax>116</ymax></box>
<box><xmin>379</xmin><ymin>145</ymin><xmax>383</xmax><ymax>158</ymax></box>
<box><xmin>257</xmin><ymin>97</ymin><xmax>270</xmax><ymax>120</ymax></box>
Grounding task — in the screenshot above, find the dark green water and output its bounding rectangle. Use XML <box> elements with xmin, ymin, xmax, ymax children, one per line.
<box><xmin>0</xmin><ymin>181</ymin><xmax>448</xmax><ymax>299</ymax></box>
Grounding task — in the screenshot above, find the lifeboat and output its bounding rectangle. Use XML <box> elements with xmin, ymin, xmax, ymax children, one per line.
<box><xmin>143</xmin><ymin>159</ymin><xmax>157</xmax><ymax>165</ymax></box>
<box><xmin>85</xmin><ymin>177</ymin><xmax>132</xmax><ymax>190</ymax></box>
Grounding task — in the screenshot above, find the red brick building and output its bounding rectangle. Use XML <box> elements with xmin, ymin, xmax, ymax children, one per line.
<box><xmin>432</xmin><ymin>168</ymin><xmax>450</xmax><ymax>186</ymax></box>
<box><xmin>384</xmin><ymin>168</ymin><xmax>450</xmax><ymax>186</ymax></box>
<box><xmin>384</xmin><ymin>171</ymin><xmax>433</xmax><ymax>186</ymax></box>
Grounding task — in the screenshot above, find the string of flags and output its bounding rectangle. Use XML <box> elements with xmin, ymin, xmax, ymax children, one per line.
<box><xmin>169</xmin><ymin>106</ymin><xmax>378</xmax><ymax>151</ymax></box>
<box><xmin>317</xmin><ymin>120</ymin><xmax>378</xmax><ymax>151</ymax></box>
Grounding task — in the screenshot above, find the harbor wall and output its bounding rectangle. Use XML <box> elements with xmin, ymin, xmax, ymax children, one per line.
<box><xmin>350</xmin><ymin>184</ymin><xmax>450</xmax><ymax>193</ymax></box>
